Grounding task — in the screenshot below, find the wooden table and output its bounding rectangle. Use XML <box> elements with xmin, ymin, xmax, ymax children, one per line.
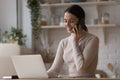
<box><xmin>8</xmin><ymin>78</ymin><xmax>120</xmax><ymax>80</ymax></box>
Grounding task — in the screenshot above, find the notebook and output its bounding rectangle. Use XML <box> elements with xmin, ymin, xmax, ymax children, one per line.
<box><xmin>11</xmin><ymin>54</ymin><xmax>48</xmax><ymax>78</ymax></box>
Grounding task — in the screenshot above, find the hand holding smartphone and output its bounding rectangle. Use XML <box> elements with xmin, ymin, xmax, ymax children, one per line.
<box><xmin>72</xmin><ymin>23</ymin><xmax>79</xmax><ymax>34</ymax></box>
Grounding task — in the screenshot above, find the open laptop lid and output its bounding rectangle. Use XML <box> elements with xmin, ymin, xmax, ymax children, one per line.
<box><xmin>11</xmin><ymin>55</ymin><xmax>48</xmax><ymax>78</ymax></box>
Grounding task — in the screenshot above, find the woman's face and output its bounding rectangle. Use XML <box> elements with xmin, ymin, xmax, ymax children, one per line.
<box><xmin>64</xmin><ymin>12</ymin><xmax>79</xmax><ymax>33</ymax></box>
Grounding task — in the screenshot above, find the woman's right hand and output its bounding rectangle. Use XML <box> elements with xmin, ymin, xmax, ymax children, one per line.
<box><xmin>71</xmin><ymin>25</ymin><xmax>81</xmax><ymax>41</ymax></box>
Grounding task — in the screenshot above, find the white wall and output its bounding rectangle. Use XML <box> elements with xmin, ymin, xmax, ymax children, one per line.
<box><xmin>20</xmin><ymin>0</ymin><xmax>32</xmax><ymax>48</ymax></box>
<box><xmin>0</xmin><ymin>0</ymin><xmax>32</xmax><ymax>48</ymax></box>
<box><xmin>0</xmin><ymin>0</ymin><xmax>17</xmax><ymax>33</ymax></box>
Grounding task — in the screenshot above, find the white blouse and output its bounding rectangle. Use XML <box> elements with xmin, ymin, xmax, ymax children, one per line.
<box><xmin>47</xmin><ymin>31</ymin><xmax>99</xmax><ymax>78</ymax></box>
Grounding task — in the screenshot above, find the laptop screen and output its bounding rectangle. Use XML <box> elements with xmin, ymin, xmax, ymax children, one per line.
<box><xmin>11</xmin><ymin>55</ymin><xmax>48</xmax><ymax>78</ymax></box>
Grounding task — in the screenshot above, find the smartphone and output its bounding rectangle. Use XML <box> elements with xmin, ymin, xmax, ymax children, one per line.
<box><xmin>76</xmin><ymin>22</ymin><xmax>80</xmax><ymax>29</ymax></box>
<box><xmin>72</xmin><ymin>23</ymin><xmax>79</xmax><ymax>33</ymax></box>
<box><xmin>72</xmin><ymin>20</ymin><xmax>83</xmax><ymax>33</ymax></box>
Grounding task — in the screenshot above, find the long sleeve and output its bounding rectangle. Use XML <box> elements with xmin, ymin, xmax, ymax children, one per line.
<box><xmin>47</xmin><ymin>40</ymin><xmax>64</xmax><ymax>77</ymax></box>
<box><xmin>72</xmin><ymin>36</ymin><xmax>99</xmax><ymax>71</ymax></box>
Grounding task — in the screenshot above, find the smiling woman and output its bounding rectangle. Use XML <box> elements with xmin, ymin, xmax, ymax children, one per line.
<box><xmin>47</xmin><ymin>5</ymin><xmax>99</xmax><ymax>78</ymax></box>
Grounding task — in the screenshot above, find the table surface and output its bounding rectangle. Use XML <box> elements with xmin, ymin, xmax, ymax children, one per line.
<box><xmin>4</xmin><ymin>78</ymin><xmax>119</xmax><ymax>80</ymax></box>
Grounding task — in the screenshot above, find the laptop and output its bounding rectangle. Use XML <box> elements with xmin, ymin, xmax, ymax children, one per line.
<box><xmin>11</xmin><ymin>54</ymin><xmax>48</xmax><ymax>78</ymax></box>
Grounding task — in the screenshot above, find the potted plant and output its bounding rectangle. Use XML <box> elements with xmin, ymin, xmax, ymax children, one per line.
<box><xmin>27</xmin><ymin>0</ymin><xmax>41</xmax><ymax>39</ymax></box>
<box><xmin>2</xmin><ymin>27</ymin><xmax>26</xmax><ymax>45</ymax></box>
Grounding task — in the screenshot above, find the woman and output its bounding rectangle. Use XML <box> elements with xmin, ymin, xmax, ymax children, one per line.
<box><xmin>47</xmin><ymin>5</ymin><xmax>99</xmax><ymax>78</ymax></box>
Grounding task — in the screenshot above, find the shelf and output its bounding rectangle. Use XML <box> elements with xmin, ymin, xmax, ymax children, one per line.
<box><xmin>41</xmin><ymin>1</ymin><xmax>117</xmax><ymax>7</ymax></box>
<box><xmin>41</xmin><ymin>24</ymin><xmax>117</xmax><ymax>29</ymax></box>
<box><xmin>40</xmin><ymin>0</ymin><xmax>119</xmax><ymax>45</ymax></box>
<box><xmin>87</xmin><ymin>24</ymin><xmax>117</xmax><ymax>28</ymax></box>
<box><xmin>41</xmin><ymin>24</ymin><xmax>118</xmax><ymax>45</ymax></box>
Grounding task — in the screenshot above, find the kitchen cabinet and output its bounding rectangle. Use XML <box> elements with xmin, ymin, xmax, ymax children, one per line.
<box><xmin>40</xmin><ymin>1</ymin><xmax>119</xmax><ymax>44</ymax></box>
